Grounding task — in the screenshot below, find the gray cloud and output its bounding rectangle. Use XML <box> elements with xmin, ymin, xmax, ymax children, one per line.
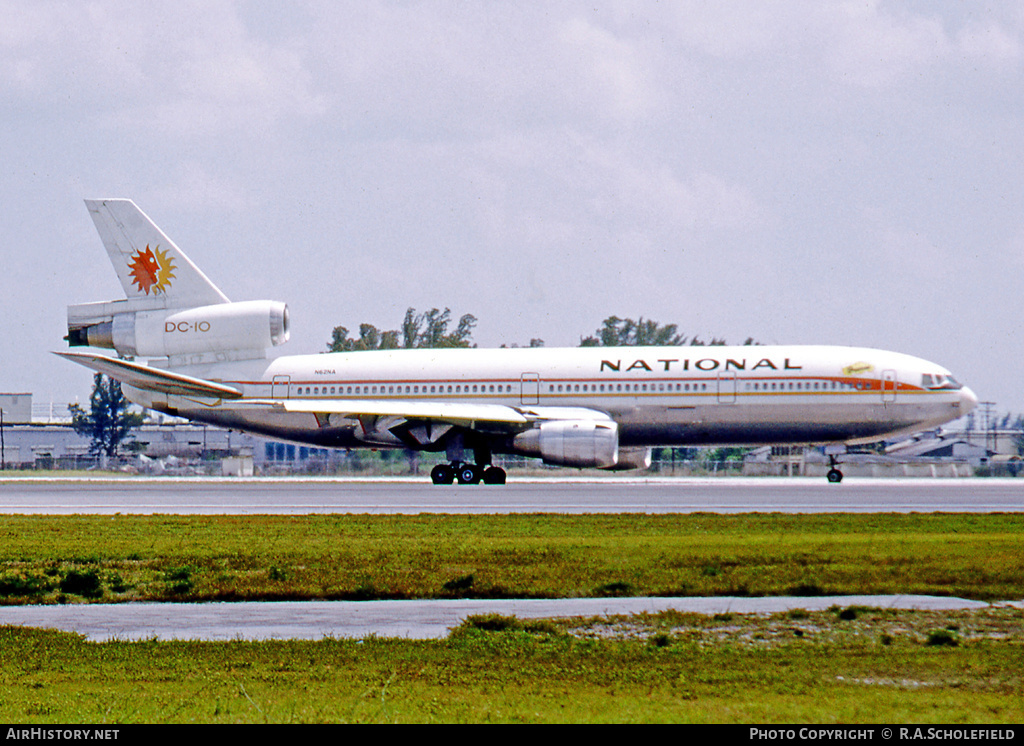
<box><xmin>0</xmin><ymin>1</ymin><xmax>1019</xmax><ymax>415</ymax></box>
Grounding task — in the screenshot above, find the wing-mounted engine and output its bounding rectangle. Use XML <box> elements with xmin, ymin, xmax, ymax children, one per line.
<box><xmin>512</xmin><ymin>420</ymin><xmax>620</xmax><ymax>469</ymax></box>
<box><xmin>67</xmin><ymin>299</ymin><xmax>290</xmax><ymax>364</ymax></box>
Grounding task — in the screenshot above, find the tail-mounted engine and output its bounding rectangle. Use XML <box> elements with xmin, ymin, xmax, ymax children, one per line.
<box><xmin>67</xmin><ymin>299</ymin><xmax>289</xmax><ymax>363</ymax></box>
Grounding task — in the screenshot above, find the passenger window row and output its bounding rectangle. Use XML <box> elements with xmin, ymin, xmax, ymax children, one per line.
<box><xmin>547</xmin><ymin>382</ymin><xmax>707</xmax><ymax>393</ymax></box>
<box><xmin>291</xmin><ymin>379</ymin><xmax>871</xmax><ymax>396</ymax></box>
<box><xmin>746</xmin><ymin>381</ymin><xmax>866</xmax><ymax>392</ymax></box>
<box><xmin>296</xmin><ymin>383</ymin><xmax>513</xmax><ymax>396</ymax></box>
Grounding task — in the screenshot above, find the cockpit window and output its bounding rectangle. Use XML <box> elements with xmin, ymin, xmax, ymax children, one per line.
<box><xmin>922</xmin><ymin>373</ymin><xmax>963</xmax><ymax>390</ymax></box>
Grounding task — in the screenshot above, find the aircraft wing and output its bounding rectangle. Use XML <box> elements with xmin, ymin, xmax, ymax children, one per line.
<box><xmin>233</xmin><ymin>399</ymin><xmax>613</xmax><ymax>430</ymax></box>
<box><xmin>55</xmin><ymin>351</ymin><xmax>243</xmax><ymax>400</ymax></box>
<box><xmin>57</xmin><ymin>349</ymin><xmax>614</xmax><ymax>432</ymax></box>
<box><xmin>278</xmin><ymin>398</ymin><xmax>529</xmax><ymax>426</ymax></box>
<box><xmin>233</xmin><ymin>398</ymin><xmax>614</xmax><ymax>449</ymax></box>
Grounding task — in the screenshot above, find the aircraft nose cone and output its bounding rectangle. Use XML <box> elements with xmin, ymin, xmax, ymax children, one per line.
<box><xmin>959</xmin><ymin>386</ymin><xmax>978</xmax><ymax>414</ymax></box>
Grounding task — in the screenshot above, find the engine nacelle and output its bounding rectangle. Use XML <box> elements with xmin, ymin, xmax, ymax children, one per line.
<box><xmin>512</xmin><ymin>420</ymin><xmax>619</xmax><ymax>469</ymax></box>
<box><xmin>68</xmin><ymin>300</ymin><xmax>289</xmax><ymax>359</ymax></box>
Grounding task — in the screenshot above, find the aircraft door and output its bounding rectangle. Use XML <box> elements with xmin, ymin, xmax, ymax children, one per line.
<box><xmin>271</xmin><ymin>375</ymin><xmax>291</xmax><ymax>399</ymax></box>
<box><xmin>717</xmin><ymin>371</ymin><xmax>737</xmax><ymax>404</ymax></box>
<box><xmin>881</xmin><ymin>370</ymin><xmax>897</xmax><ymax>404</ymax></box>
<box><xmin>520</xmin><ymin>373</ymin><xmax>540</xmax><ymax>405</ymax></box>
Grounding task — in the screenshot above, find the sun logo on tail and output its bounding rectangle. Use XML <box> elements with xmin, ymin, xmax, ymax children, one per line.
<box><xmin>128</xmin><ymin>245</ymin><xmax>176</xmax><ymax>295</ymax></box>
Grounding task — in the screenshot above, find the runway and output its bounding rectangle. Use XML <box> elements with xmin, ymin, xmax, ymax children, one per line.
<box><xmin>1</xmin><ymin>476</ymin><xmax>1022</xmax><ymax>514</ymax></box>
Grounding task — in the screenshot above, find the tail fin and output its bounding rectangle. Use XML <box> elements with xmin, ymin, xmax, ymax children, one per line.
<box><xmin>85</xmin><ymin>199</ymin><xmax>229</xmax><ymax>308</ymax></box>
<box><xmin>69</xmin><ymin>200</ymin><xmax>288</xmax><ymax>364</ymax></box>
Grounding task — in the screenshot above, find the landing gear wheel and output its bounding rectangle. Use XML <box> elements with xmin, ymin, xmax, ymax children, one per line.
<box><xmin>432</xmin><ymin>461</ymin><xmax>506</xmax><ymax>486</ymax></box>
<box><xmin>457</xmin><ymin>464</ymin><xmax>482</xmax><ymax>485</ymax></box>
<box><xmin>827</xmin><ymin>468</ymin><xmax>844</xmax><ymax>484</ymax></box>
<box><xmin>482</xmin><ymin>466</ymin><xmax>507</xmax><ymax>485</ymax></box>
<box><xmin>430</xmin><ymin>464</ymin><xmax>455</xmax><ymax>485</ymax></box>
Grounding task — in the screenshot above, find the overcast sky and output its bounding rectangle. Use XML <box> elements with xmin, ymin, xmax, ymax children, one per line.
<box><xmin>2</xmin><ymin>1</ymin><xmax>1021</xmax><ymax>417</ymax></box>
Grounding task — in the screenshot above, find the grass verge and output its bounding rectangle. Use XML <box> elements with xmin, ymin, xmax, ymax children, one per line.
<box><xmin>1</xmin><ymin>606</ymin><xmax>1021</xmax><ymax>723</ymax></box>
<box><xmin>0</xmin><ymin>513</ymin><xmax>1022</xmax><ymax>603</ymax></box>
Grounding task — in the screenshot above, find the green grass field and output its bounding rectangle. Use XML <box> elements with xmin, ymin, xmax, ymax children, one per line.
<box><xmin>0</xmin><ymin>512</ymin><xmax>1022</xmax><ymax>723</ymax></box>
<box><xmin>1</xmin><ymin>513</ymin><xmax>1022</xmax><ymax>603</ymax></box>
<box><xmin>1</xmin><ymin>607</ymin><xmax>1021</xmax><ymax>723</ymax></box>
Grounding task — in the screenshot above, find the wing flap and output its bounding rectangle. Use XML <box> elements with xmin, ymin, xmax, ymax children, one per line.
<box><xmin>55</xmin><ymin>351</ymin><xmax>243</xmax><ymax>400</ymax></box>
<box><xmin>231</xmin><ymin>399</ymin><xmax>612</xmax><ymax>430</ymax></box>
<box><xmin>277</xmin><ymin>399</ymin><xmax>529</xmax><ymax>426</ymax></box>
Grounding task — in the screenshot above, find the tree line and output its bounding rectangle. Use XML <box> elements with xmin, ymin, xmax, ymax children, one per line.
<box><xmin>328</xmin><ymin>308</ymin><xmax>477</xmax><ymax>352</ymax></box>
<box><xmin>328</xmin><ymin>308</ymin><xmax>757</xmax><ymax>351</ymax></box>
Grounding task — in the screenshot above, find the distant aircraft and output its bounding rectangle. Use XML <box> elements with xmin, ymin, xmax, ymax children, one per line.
<box><xmin>59</xmin><ymin>199</ymin><xmax>978</xmax><ymax>484</ymax></box>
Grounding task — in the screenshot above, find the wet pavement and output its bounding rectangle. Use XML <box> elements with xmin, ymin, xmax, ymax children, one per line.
<box><xmin>0</xmin><ymin>595</ymin><xmax>1007</xmax><ymax>641</ymax></box>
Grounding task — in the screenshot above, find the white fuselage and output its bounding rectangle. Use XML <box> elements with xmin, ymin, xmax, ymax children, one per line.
<box><xmin>66</xmin><ymin>200</ymin><xmax>980</xmax><ymax>479</ymax></box>
<box><xmin>126</xmin><ymin>344</ymin><xmax>977</xmax><ymax>453</ymax></box>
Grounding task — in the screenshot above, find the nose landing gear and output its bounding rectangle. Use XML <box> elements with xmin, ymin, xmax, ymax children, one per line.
<box><xmin>827</xmin><ymin>454</ymin><xmax>844</xmax><ymax>484</ymax></box>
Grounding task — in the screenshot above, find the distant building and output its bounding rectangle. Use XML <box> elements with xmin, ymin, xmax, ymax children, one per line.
<box><xmin>886</xmin><ymin>433</ymin><xmax>990</xmax><ymax>465</ymax></box>
<box><xmin>951</xmin><ymin>428</ymin><xmax>1022</xmax><ymax>458</ymax></box>
<box><xmin>0</xmin><ymin>421</ymin><xmax>261</xmax><ymax>469</ymax></box>
<box><xmin>0</xmin><ymin>393</ymin><xmax>32</xmax><ymax>424</ymax></box>
<box><xmin>0</xmin><ymin>416</ymin><xmax>346</xmax><ymax>471</ymax></box>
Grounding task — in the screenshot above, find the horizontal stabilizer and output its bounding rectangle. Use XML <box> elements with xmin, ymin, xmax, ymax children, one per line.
<box><xmin>55</xmin><ymin>351</ymin><xmax>242</xmax><ymax>400</ymax></box>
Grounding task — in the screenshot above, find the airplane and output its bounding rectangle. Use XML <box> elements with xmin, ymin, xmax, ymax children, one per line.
<box><xmin>58</xmin><ymin>199</ymin><xmax>978</xmax><ymax>485</ymax></box>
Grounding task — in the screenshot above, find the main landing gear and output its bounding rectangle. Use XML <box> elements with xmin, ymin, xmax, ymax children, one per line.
<box><xmin>431</xmin><ymin>434</ymin><xmax>506</xmax><ymax>485</ymax></box>
<box><xmin>827</xmin><ymin>454</ymin><xmax>844</xmax><ymax>484</ymax></box>
<box><xmin>430</xmin><ymin>462</ymin><xmax>507</xmax><ymax>485</ymax></box>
